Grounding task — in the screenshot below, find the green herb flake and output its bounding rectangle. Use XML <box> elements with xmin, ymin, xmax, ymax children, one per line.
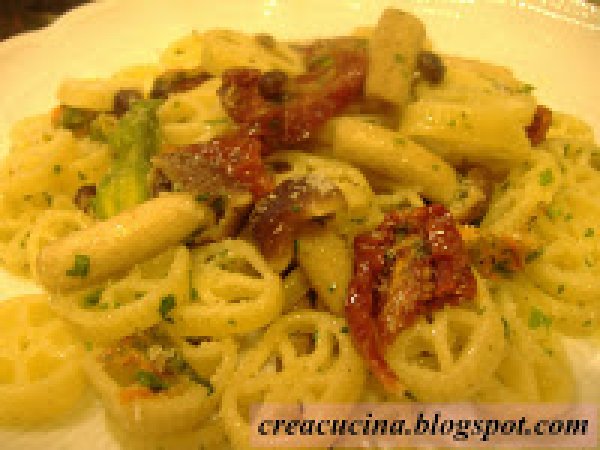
<box><xmin>52</xmin><ymin>164</ymin><xmax>62</xmax><ymax>175</ymax></box>
<box><xmin>585</xmin><ymin>257</ymin><xmax>594</xmax><ymax>268</ymax></box>
<box><xmin>77</xmin><ymin>171</ymin><xmax>87</xmax><ymax>181</ymax></box>
<box><xmin>525</xmin><ymin>248</ymin><xmax>544</xmax><ymax>263</ymax></box>
<box><xmin>290</xmin><ymin>204</ymin><xmax>302</xmax><ymax>213</ymax></box>
<box><xmin>394</xmin><ymin>53</ymin><xmax>405</xmax><ymax>64</ymax></box>
<box><xmin>293</xmin><ymin>239</ymin><xmax>299</xmax><ymax>257</ymax></box>
<box><xmin>557</xmin><ymin>284</ymin><xmax>565</xmax><ymax>295</ymax></box>
<box><xmin>84</xmin><ymin>341</ymin><xmax>93</xmax><ymax>352</ymax></box>
<box><xmin>42</xmin><ymin>192</ymin><xmax>53</xmax><ymax>207</ymax></box>
<box><xmin>584</xmin><ymin>227</ymin><xmax>595</xmax><ymax>238</ymax></box>
<box><xmin>394</xmin><ymin>137</ymin><xmax>405</xmax><ymax>146</ymax></box>
<box><xmin>190</xmin><ymin>286</ymin><xmax>199</xmax><ymax>302</ymax></box>
<box><xmin>227</xmin><ymin>319</ymin><xmax>236</xmax><ymax>326</ymax></box>
<box><xmin>340</xmin><ymin>325</ymin><xmax>349</xmax><ymax>334</ymax></box>
<box><xmin>501</xmin><ymin>317</ymin><xmax>510</xmax><ymax>340</ymax></box>
<box><xmin>136</xmin><ymin>370</ymin><xmax>168</xmax><ymax>392</ymax></box>
<box><xmin>311</xmin><ymin>55</ymin><xmax>333</xmax><ymax>68</ymax></box>
<box><xmin>543</xmin><ymin>348</ymin><xmax>554</xmax><ymax>357</ymax></box>
<box><xmin>539</xmin><ymin>168</ymin><xmax>554</xmax><ymax>186</ymax></box>
<box><xmin>328</xmin><ymin>283</ymin><xmax>337</xmax><ymax>293</ymax></box>
<box><xmin>82</xmin><ymin>288</ymin><xmax>103</xmax><ymax>308</ymax></box>
<box><xmin>563</xmin><ymin>143</ymin><xmax>571</xmax><ymax>157</ymax></box>
<box><xmin>195</xmin><ymin>193</ymin><xmax>210</xmax><ymax>202</ymax></box>
<box><xmin>159</xmin><ymin>294</ymin><xmax>176</xmax><ymax>323</ymax></box>
<box><xmin>545</xmin><ymin>206</ymin><xmax>562</xmax><ymax>221</ymax></box>
<box><xmin>432</xmin><ymin>164</ymin><xmax>440</xmax><ymax>171</ymax></box>
<box><xmin>203</xmin><ymin>118</ymin><xmax>229</xmax><ymax>126</ymax></box>
<box><xmin>516</xmin><ymin>83</ymin><xmax>535</xmax><ymax>94</ymax></box>
<box><xmin>582</xmin><ymin>319</ymin><xmax>592</xmax><ymax>327</ymax></box>
<box><xmin>528</xmin><ymin>307</ymin><xmax>552</xmax><ymax>330</ymax></box>
<box><xmin>564</xmin><ymin>213</ymin><xmax>573</xmax><ymax>222</ymax></box>
<box><xmin>404</xmin><ymin>390</ymin><xmax>418</xmax><ymax>402</ymax></box>
<box><xmin>189</xmin><ymin>372</ymin><xmax>214</xmax><ymax>395</ymax></box>
<box><xmin>66</xmin><ymin>254</ymin><xmax>90</xmax><ymax>277</ymax></box>
<box><xmin>447</xmin><ymin>119</ymin><xmax>457</xmax><ymax>127</ymax></box>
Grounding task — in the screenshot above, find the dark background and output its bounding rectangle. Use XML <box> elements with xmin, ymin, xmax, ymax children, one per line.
<box><xmin>0</xmin><ymin>0</ymin><xmax>90</xmax><ymax>41</ymax></box>
<box><xmin>1</xmin><ymin>0</ymin><xmax>598</xmax><ymax>41</ymax></box>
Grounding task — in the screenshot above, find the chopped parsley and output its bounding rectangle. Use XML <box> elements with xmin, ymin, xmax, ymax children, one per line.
<box><xmin>394</xmin><ymin>137</ymin><xmax>405</xmax><ymax>146</ymax></box>
<box><xmin>525</xmin><ymin>248</ymin><xmax>544</xmax><ymax>263</ymax></box>
<box><xmin>328</xmin><ymin>283</ymin><xmax>337</xmax><ymax>293</ymax></box>
<box><xmin>77</xmin><ymin>171</ymin><xmax>87</xmax><ymax>181</ymax></box>
<box><xmin>82</xmin><ymin>288</ymin><xmax>103</xmax><ymax>308</ymax></box>
<box><xmin>293</xmin><ymin>239</ymin><xmax>299</xmax><ymax>257</ymax></box>
<box><xmin>585</xmin><ymin>257</ymin><xmax>594</xmax><ymax>268</ymax></box>
<box><xmin>311</xmin><ymin>55</ymin><xmax>333</xmax><ymax>68</ymax></box>
<box><xmin>584</xmin><ymin>227</ymin><xmax>595</xmax><ymax>238</ymax></box>
<box><xmin>563</xmin><ymin>143</ymin><xmax>571</xmax><ymax>157</ymax></box>
<box><xmin>350</xmin><ymin>217</ymin><xmax>366</xmax><ymax>224</ymax></box>
<box><xmin>582</xmin><ymin>319</ymin><xmax>592</xmax><ymax>327</ymax></box>
<box><xmin>66</xmin><ymin>254</ymin><xmax>90</xmax><ymax>277</ymax></box>
<box><xmin>189</xmin><ymin>372</ymin><xmax>214</xmax><ymax>395</ymax></box>
<box><xmin>516</xmin><ymin>83</ymin><xmax>535</xmax><ymax>94</ymax></box>
<box><xmin>84</xmin><ymin>341</ymin><xmax>93</xmax><ymax>352</ymax></box>
<box><xmin>557</xmin><ymin>284</ymin><xmax>565</xmax><ymax>294</ymax></box>
<box><xmin>227</xmin><ymin>319</ymin><xmax>236</xmax><ymax>326</ymax></box>
<box><xmin>159</xmin><ymin>294</ymin><xmax>176</xmax><ymax>323</ymax></box>
<box><xmin>136</xmin><ymin>370</ymin><xmax>168</xmax><ymax>392</ymax></box>
<box><xmin>564</xmin><ymin>213</ymin><xmax>573</xmax><ymax>222</ymax></box>
<box><xmin>340</xmin><ymin>325</ymin><xmax>349</xmax><ymax>334</ymax></box>
<box><xmin>528</xmin><ymin>307</ymin><xmax>552</xmax><ymax>330</ymax></box>
<box><xmin>501</xmin><ymin>317</ymin><xmax>510</xmax><ymax>340</ymax></box>
<box><xmin>52</xmin><ymin>164</ymin><xmax>62</xmax><ymax>175</ymax></box>
<box><xmin>190</xmin><ymin>286</ymin><xmax>199</xmax><ymax>302</ymax></box>
<box><xmin>539</xmin><ymin>169</ymin><xmax>554</xmax><ymax>186</ymax></box>
<box><xmin>447</xmin><ymin>119</ymin><xmax>457</xmax><ymax>127</ymax></box>
<box><xmin>195</xmin><ymin>193</ymin><xmax>210</xmax><ymax>202</ymax></box>
<box><xmin>394</xmin><ymin>53</ymin><xmax>405</xmax><ymax>64</ymax></box>
<box><xmin>432</xmin><ymin>164</ymin><xmax>440</xmax><ymax>171</ymax></box>
<box><xmin>203</xmin><ymin>118</ymin><xmax>229</xmax><ymax>125</ymax></box>
<box><xmin>290</xmin><ymin>204</ymin><xmax>302</xmax><ymax>213</ymax></box>
<box><xmin>404</xmin><ymin>390</ymin><xmax>418</xmax><ymax>401</ymax></box>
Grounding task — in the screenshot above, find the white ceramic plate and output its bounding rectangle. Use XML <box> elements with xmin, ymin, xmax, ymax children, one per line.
<box><xmin>0</xmin><ymin>1</ymin><xmax>598</xmax><ymax>448</ymax></box>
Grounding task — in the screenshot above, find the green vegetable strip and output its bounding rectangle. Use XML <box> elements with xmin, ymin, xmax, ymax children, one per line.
<box><xmin>94</xmin><ymin>100</ymin><xmax>161</xmax><ymax>219</ymax></box>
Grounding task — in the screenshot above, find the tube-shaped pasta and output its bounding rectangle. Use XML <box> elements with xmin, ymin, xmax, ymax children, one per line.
<box><xmin>331</xmin><ymin>116</ymin><xmax>459</xmax><ymax>203</ymax></box>
<box><xmin>37</xmin><ymin>193</ymin><xmax>209</xmax><ymax>292</ymax></box>
<box><xmin>366</xmin><ymin>8</ymin><xmax>425</xmax><ymax>107</ymax></box>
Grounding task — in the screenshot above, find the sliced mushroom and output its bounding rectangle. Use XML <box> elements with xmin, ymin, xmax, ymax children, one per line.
<box><xmin>249</xmin><ymin>174</ymin><xmax>346</xmax><ymax>272</ymax></box>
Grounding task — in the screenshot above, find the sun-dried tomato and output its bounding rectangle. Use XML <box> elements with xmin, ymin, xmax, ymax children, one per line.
<box><xmin>345</xmin><ymin>204</ymin><xmax>477</xmax><ymax>391</ymax></box>
<box><xmin>526</xmin><ymin>105</ymin><xmax>552</xmax><ymax>146</ymax></box>
<box><xmin>218</xmin><ymin>39</ymin><xmax>367</xmax><ymax>153</ymax></box>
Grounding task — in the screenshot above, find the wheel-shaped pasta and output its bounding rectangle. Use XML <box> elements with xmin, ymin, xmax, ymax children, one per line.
<box><xmin>175</xmin><ymin>239</ymin><xmax>283</xmax><ymax>337</ymax></box>
<box><xmin>220</xmin><ymin>311</ymin><xmax>366</xmax><ymax>450</ymax></box>
<box><xmin>26</xmin><ymin>209</ymin><xmax>92</xmax><ymax>280</ymax></box>
<box><xmin>475</xmin><ymin>297</ymin><xmax>574</xmax><ymax>402</ymax></box>
<box><xmin>83</xmin><ymin>327</ymin><xmax>236</xmax><ymax>435</ymax></box>
<box><xmin>482</xmin><ymin>150</ymin><xmax>562</xmax><ymax>236</ymax></box>
<box><xmin>525</xmin><ymin>237</ymin><xmax>600</xmax><ymax>306</ymax></box>
<box><xmin>51</xmin><ymin>246</ymin><xmax>190</xmax><ymax>343</ymax></box>
<box><xmin>0</xmin><ymin>294</ymin><xmax>86</xmax><ymax>425</ymax></box>
<box><xmin>385</xmin><ymin>275</ymin><xmax>505</xmax><ymax>401</ymax></box>
<box><xmin>158</xmin><ymin>78</ymin><xmax>233</xmax><ymax>146</ymax></box>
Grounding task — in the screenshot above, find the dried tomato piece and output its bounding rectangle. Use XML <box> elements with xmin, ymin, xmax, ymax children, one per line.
<box><xmin>526</xmin><ymin>105</ymin><xmax>552</xmax><ymax>146</ymax></box>
<box><xmin>345</xmin><ymin>205</ymin><xmax>477</xmax><ymax>391</ymax></box>
<box><xmin>218</xmin><ymin>39</ymin><xmax>367</xmax><ymax>152</ymax></box>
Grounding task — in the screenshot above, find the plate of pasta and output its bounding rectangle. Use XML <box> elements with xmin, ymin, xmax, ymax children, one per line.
<box><xmin>0</xmin><ymin>0</ymin><xmax>599</xmax><ymax>449</ymax></box>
